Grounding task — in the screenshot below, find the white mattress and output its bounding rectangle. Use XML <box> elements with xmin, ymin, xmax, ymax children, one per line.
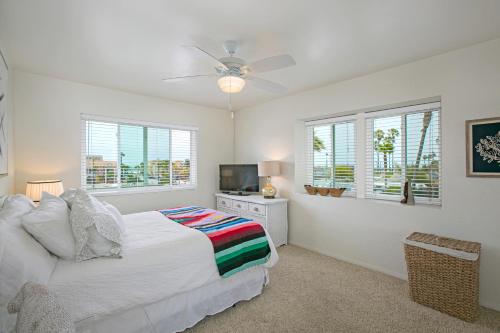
<box><xmin>49</xmin><ymin>211</ymin><xmax>278</xmax><ymax>324</ymax></box>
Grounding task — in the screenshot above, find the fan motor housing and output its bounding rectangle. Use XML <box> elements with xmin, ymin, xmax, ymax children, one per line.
<box><xmin>217</xmin><ymin>57</ymin><xmax>247</xmax><ymax>76</ymax></box>
<box><xmin>219</xmin><ymin>56</ymin><xmax>245</xmax><ymax>68</ymax></box>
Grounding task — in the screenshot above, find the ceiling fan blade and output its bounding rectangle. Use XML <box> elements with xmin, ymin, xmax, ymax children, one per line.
<box><xmin>183</xmin><ymin>45</ymin><xmax>228</xmax><ymax>70</ymax></box>
<box><xmin>246</xmin><ymin>76</ymin><xmax>288</xmax><ymax>94</ymax></box>
<box><xmin>247</xmin><ymin>54</ymin><xmax>295</xmax><ymax>73</ymax></box>
<box><xmin>162</xmin><ymin>74</ymin><xmax>216</xmax><ymax>82</ymax></box>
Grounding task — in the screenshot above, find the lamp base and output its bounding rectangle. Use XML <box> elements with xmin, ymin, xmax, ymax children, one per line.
<box><xmin>262</xmin><ymin>180</ymin><xmax>277</xmax><ymax>199</ymax></box>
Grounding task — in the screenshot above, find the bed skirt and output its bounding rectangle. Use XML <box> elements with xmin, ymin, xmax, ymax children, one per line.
<box><xmin>75</xmin><ymin>266</ymin><xmax>269</xmax><ymax>333</ymax></box>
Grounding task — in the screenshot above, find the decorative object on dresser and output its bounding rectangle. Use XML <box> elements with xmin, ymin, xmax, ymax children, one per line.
<box><xmin>258</xmin><ymin>161</ymin><xmax>280</xmax><ymax>199</ymax></box>
<box><xmin>25</xmin><ymin>180</ymin><xmax>64</xmax><ymax>203</ymax></box>
<box><xmin>215</xmin><ymin>193</ymin><xmax>288</xmax><ymax>247</ymax></box>
<box><xmin>466</xmin><ymin>117</ymin><xmax>500</xmax><ymax>177</ymax></box>
<box><xmin>404</xmin><ymin>232</ymin><xmax>481</xmax><ymax>322</ymax></box>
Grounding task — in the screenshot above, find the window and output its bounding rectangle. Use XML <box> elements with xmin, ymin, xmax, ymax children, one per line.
<box><xmin>365</xmin><ymin>102</ymin><xmax>441</xmax><ymax>204</ymax></box>
<box><xmin>81</xmin><ymin>115</ymin><xmax>197</xmax><ymax>192</ymax></box>
<box><xmin>305</xmin><ymin>117</ymin><xmax>357</xmax><ymax>195</ymax></box>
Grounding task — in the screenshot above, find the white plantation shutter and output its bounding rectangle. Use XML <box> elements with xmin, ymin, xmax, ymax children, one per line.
<box><xmin>82</xmin><ymin>120</ymin><xmax>119</xmax><ymax>190</ymax></box>
<box><xmin>365</xmin><ymin>102</ymin><xmax>441</xmax><ymax>204</ymax></box>
<box><xmin>171</xmin><ymin>129</ymin><xmax>197</xmax><ymax>186</ymax></box>
<box><xmin>305</xmin><ymin>117</ymin><xmax>357</xmax><ymax>195</ymax></box>
<box><xmin>81</xmin><ymin>114</ymin><xmax>197</xmax><ymax>192</ymax></box>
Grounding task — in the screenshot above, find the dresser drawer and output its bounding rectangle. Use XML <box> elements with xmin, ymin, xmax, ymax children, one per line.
<box><xmin>232</xmin><ymin>200</ymin><xmax>249</xmax><ymax>211</ymax></box>
<box><xmin>242</xmin><ymin>213</ymin><xmax>267</xmax><ymax>229</ymax></box>
<box><xmin>217</xmin><ymin>197</ymin><xmax>232</xmax><ymax>209</ymax></box>
<box><xmin>248</xmin><ymin>203</ymin><xmax>266</xmax><ymax>216</ymax></box>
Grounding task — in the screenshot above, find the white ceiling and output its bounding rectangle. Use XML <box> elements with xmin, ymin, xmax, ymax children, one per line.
<box><xmin>1</xmin><ymin>0</ymin><xmax>500</xmax><ymax>110</ymax></box>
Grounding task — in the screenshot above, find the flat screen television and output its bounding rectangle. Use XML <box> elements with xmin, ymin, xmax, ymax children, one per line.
<box><xmin>219</xmin><ymin>164</ymin><xmax>259</xmax><ymax>194</ymax></box>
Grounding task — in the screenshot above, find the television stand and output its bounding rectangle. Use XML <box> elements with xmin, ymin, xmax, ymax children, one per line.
<box><xmin>221</xmin><ymin>191</ymin><xmax>251</xmax><ymax>196</ymax></box>
<box><xmin>215</xmin><ymin>193</ymin><xmax>288</xmax><ymax>247</ymax></box>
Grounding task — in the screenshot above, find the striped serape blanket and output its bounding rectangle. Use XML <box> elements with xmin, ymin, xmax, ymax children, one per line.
<box><xmin>159</xmin><ymin>206</ymin><xmax>271</xmax><ymax>278</ymax></box>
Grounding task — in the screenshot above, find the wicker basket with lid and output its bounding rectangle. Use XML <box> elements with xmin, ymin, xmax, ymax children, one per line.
<box><xmin>404</xmin><ymin>232</ymin><xmax>481</xmax><ymax>322</ymax></box>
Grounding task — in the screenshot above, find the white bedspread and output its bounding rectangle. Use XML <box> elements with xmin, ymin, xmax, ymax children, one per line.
<box><xmin>48</xmin><ymin>211</ymin><xmax>278</xmax><ymax>323</ymax></box>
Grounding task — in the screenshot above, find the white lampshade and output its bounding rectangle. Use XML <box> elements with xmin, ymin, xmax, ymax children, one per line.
<box><xmin>258</xmin><ymin>161</ymin><xmax>280</xmax><ymax>177</ymax></box>
<box><xmin>217</xmin><ymin>75</ymin><xmax>245</xmax><ymax>93</ymax></box>
<box><xmin>26</xmin><ymin>180</ymin><xmax>64</xmax><ymax>202</ymax></box>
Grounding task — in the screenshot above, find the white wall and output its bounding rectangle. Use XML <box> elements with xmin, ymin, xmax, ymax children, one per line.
<box><xmin>13</xmin><ymin>71</ymin><xmax>233</xmax><ymax>213</ymax></box>
<box><xmin>0</xmin><ymin>42</ymin><xmax>15</xmax><ymax>195</ymax></box>
<box><xmin>235</xmin><ymin>39</ymin><xmax>500</xmax><ymax>309</ymax></box>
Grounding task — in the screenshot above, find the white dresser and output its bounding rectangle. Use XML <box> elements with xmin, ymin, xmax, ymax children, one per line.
<box><xmin>215</xmin><ymin>193</ymin><xmax>288</xmax><ymax>247</ymax></box>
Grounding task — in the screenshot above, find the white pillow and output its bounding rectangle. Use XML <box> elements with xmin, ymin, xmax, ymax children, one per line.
<box><xmin>0</xmin><ymin>195</ymin><xmax>36</xmax><ymax>227</ymax></box>
<box><xmin>59</xmin><ymin>188</ymin><xmax>78</xmax><ymax>209</ymax></box>
<box><xmin>21</xmin><ymin>192</ymin><xmax>75</xmax><ymax>260</ymax></box>
<box><xmin>0</xmin><ymin>223</ymin><xmax>58</xmax><ymax>333</ymax></box>
<box><xmin>70</xmin><ymin>190</ymin><xmax>122</xmax><ymax>262</ymax></box>
<box><xmin>103</xmin><ymin>202</ymin><xmax>126</xmax><ymax>234</ymax></box>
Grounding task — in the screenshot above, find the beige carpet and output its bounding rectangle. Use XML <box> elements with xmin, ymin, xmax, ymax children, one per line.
<box><xmin>186</xmin><ymin>245</ymin><xmax>500</xmax><ymax>333</ymax></box>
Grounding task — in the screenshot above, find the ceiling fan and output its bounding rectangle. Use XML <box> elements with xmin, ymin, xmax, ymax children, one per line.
<box><xmin>162</xmin><ymin>40</ymin><xmax>296</xmax><ymax>94</ymax></box>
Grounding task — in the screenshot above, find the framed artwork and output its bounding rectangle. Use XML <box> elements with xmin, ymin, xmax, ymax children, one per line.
<box><xmin>466</xmin><ymin>117</ymin><xmax>500</xmax><ymax>177</ymax></box>
<box><xmin>0</xmin><ymin>48</ymin><xmax>8</xmax><ymax>175</ymax></box>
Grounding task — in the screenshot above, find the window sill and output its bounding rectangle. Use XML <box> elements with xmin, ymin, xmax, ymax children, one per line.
<box><xmin>296</xmin><ymin>192</ymin><xmax>357</xmax><ymax>199</ymax></box>
<box><xmin>89</xmin><ymin>185</ymin><xmax>197</xmax><ymax>197</ymax></box>
<box><xmin>295</xmin><ymin>192</ymin><xmax>441</xmax><ymax>208</ymax></box>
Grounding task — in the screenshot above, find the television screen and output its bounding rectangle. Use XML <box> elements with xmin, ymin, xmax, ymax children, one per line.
<box><xmin>219</xmin><ymin>164</ymin><xmax>259</xmax><ymax>193</ymax></box>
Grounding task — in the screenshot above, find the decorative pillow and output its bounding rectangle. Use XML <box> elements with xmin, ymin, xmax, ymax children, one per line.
<box><xmin>21</xmin><ymin>192</ymin><xmax>75</xmax><ymax>260</ymax></box>
<box><xmin>59</xmin><ymin>188</ymin><xmax>78</xmax><ymax>209</ymax></box>
<box><xmin>0</xmin><ymin>223</ymin><xmax>58</xmax><ymax>333</ymax></box>
<box><xmin>8</xmin><ymin>282</ymin><xmax>75</xmax><ymax>333</ymax></box>
<box><xmin>70</xmin><ymin>190</ymin><xmax>122</xmax><ymax>262</ymax></box>
<box><xmin>0</xmin><ymin>195</ymin><xmax>36</xmax><ymax>226</ymax></box>
<box><xmin>103</xmin><ymin>202</ymin><xmax>127</xmax><ymax>234</ymax></box>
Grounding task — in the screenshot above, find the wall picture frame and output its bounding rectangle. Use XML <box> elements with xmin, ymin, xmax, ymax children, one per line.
<box><xmin>466</xmin><ymin>117</ymin><xmax>500</xmax><ymax>177</ymax></box>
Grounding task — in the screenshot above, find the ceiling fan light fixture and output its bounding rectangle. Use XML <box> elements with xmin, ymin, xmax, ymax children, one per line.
<box><xmin>217</xmin><ymin>75</ymin><xmax>245</xmax><ymax>93</ymax></box>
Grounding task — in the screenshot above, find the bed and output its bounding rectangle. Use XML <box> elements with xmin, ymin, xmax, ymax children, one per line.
<box><xmin>48</xmin><ymin>210</ymin><xmax>279</xmax><ymax>333</ymax></box>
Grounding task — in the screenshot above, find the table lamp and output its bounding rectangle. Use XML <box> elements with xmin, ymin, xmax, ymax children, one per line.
<box><xmin>26</xmin><ymin>180</ymin><xmax>64</xmax><ymax>203</ymax></box>
<box><xmin>258</xmin><ymin>161</ymin><xmax>280</xmax><ymax>199</ymax></box>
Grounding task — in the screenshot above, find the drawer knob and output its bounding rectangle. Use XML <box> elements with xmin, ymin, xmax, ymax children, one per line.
<box><xmin>222</xmin><ymin>201</ymin><xmax>226</xmax><ymax>204</ymax></box>
<box><xmin>236</xmin><ymin>204</ymin><xmax>241</xmax><ymax>208</ymax></box>
<box><xmin>254</xmin><ymin>207</ymin><xmax>259</xmax><ymax>212</ymax></box>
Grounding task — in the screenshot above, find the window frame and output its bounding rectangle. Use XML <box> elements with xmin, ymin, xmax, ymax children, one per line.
<box><xmin>365</xmin><ymin>103</ymin><xmax>441</xmax><ymax>205</ymax></box>
<box><xmin>301</xmin><ymin>101</ymin><xmax>442</xmax><ymax>206</ymax></box>
<box><xmin>80</xmin><ymin>114</ymin><xmax>198</xmax><ymax>195</ymax></box>
<box><xmin>305</xmin><ymin>114</ymin><xmax>358</xmax><ymax>197</ymax></box>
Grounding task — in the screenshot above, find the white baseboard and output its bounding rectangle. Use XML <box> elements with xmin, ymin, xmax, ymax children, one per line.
<box><xmin>287</xmin><ymin>241</ymin><xmax>500</xmax><ymax>311</ymax></box>
<box><xmin>288</xmin><ymin>241</ymin><xmax>408</xmax><ymax>280</ymax></box>
<box><xmin>480</xmin><ymin>300</ymin><xmax>500</xmax><ymax>312</ymax></box>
